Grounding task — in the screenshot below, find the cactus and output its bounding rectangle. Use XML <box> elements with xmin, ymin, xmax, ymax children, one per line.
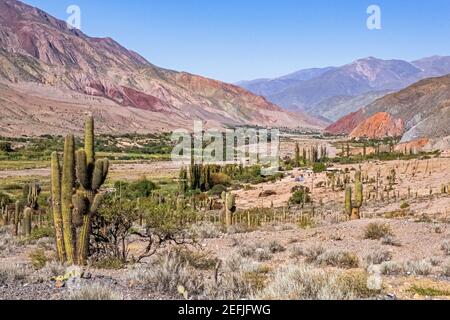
<box><xmin>23</xmin><ymin>207</ymin><xmax>32</xmax><ymax>236</ymax></box>
<box><xmin>13</xmin><ymin>200</ymin><xmax>20</xmax><ymax>236</ymax></box>
<box><xmin>344</xmin><ymin>171</ymin><xmax>364</xmax><ymax>220</ymax></box>
<box><xmin>222</xmin><ymin>191</ymin><xmax>236</xmax><ymax>227</ymax></box>
<box><xmin>51</xmin><ymin>152</ymin><xmax>65</xmax><ymax>262</ymax></box>
<box><xmin>61</xmin><ymin>134</ymin><xmax>76</xmax><ymax>264</ymax></box>
<box><xmin>51</xmin><ymin>117</ymin><xmax>108</xmax><ymax>265</ymax></box>
<box><xmin>73</xmin><ymin>117</ymin><xmax>108</xmax><ymax>265</ymax></box>
<box><xmin>178</xmin><ymin>166</ymin><xmax>188</xmax><ymax>195</ymax></box>
<box><xmin>345</xmin><ymin>187</ymin><xmax>352</xmax><ymax>216</ymax></box>
<box><xmin>294</xmin><ymin>143</ymin><xmax>301</xmax><ymax>167</ymax></box>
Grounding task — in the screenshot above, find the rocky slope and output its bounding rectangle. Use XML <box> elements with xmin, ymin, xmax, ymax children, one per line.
<box><xmin>327</xmin><ymin>74</ymin><xmax>450</xmax><ymax>150</ymax></box>
<box><xmin>0</xmin><ymin>0</ymin><xmax>325</xmax><ymax>136</ymax></box>
<box><xmin>349</xmin><ymin>112</ymin><xmax>404</xmax><ymax>139</ymax></box>
<box><xmin>238</xmin><ymin>56</ymin><xmax>450</xmax><ymax>121</ymax></box>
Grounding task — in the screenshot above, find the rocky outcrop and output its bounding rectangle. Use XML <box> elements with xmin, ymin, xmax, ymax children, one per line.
<box><xmin>327</xmin><ymin>74</ymin><xmax>450</xmax><ymax>149</ymax></box>
<box><xmin>349</xmin><ymin>112</ymin><xmax>404</xmax><ymax>139</ymax></box>
<box><xmin>325</xmin><ymin>111</ymin><xmax>365</xmax><ymax>135</ymax></box>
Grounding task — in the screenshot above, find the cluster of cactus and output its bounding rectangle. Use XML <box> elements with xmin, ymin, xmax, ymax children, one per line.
<box><xmin>188</xmin><ymin>163</ymin><xmax>215</xmax><ymax>191</ymax></box>
<box><xmin>21</xmin><ymin>181</ymin><xmax>41</xmax><ymax>236</ymax></box>
<box><xmin>345</xmin><ymin>171</ymin><xmax>364</xmax><ymax>220</ymax></box>
<box><xmin>221</xmin><ymin>191</ymin><xmax>236</xmax><ymax>227</ymax></box>
<box><xmin>387</xmin><ymin>168</ymin><xmax>396</xmax><ymax>186</ymax></box>
<box><xmin>186</xmin><ymin>163</ymin><xmax>245</xmax><ymax>192</ymax></box>
<box><xmin>51</xmin><ymin>116</ymin><xmax>109</xmax><ymax>265</ymax></box>
<box><xmin>295</xmin><ymin>145</ymin><xmax>328</xmax><ymax>166</ymax></box>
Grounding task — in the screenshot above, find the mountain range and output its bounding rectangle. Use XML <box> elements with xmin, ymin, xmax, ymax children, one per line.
<box><xmin>0</xmin><ymin>0</ymin><xmax>326</xmax><ymax>137</ymax></box>
<box><xmin>327</xmin><ymin>74</ymin><xmax>450</xmax><ymax>151</ymax></box>
<box><xmin>238</xmin><ymin>56</ymin><xmax>450</xmax><ymax>122</ymax></box>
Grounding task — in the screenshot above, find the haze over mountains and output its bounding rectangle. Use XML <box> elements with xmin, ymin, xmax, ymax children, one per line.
<box><xmin>0</xmin><ymin>0</ymin><xmax>325</xmax><ymax>137</ymax></box>
<box><xmin>238</xmin><ymin>56</ymin><xmax>450</xmax><ymax>122</ymax></box>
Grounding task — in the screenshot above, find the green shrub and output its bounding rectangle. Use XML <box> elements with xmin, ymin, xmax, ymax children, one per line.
<box><xmin>29</xmin><ymin>226</ymin><xmax>55</xmax><ymax>240</ymax></box>
<box><xmin>289</xmin><ymin>189</ymin><xmax>311</xmax><ymax>205</ymax></box>
<box><xmin>29</xmin><ymin>249</ymin><xmax>48</xmax><ymax>270</ymax></box>
<box><xmin>208</xmin><ymin>184</ymin><xmax>228</xmax><ymax>196</ymax></box>
<box><xmin>364</xmin><ymin>223</ymin><xmax>393</xmax><ymax>240</ymax></box>
<box><xmin>400</xmin><ymin>202</ymin><xmax>410</xmax><ymax>210</ymax></box>
<box><xmin>210</xmin><ymin>173</ymin><xmax>232</xmax><ymax>187</ymax></box>
<box><xmin>313</xmin><ymin>162</ymin><xmax>326</xmax><ymax>173</ymax></box>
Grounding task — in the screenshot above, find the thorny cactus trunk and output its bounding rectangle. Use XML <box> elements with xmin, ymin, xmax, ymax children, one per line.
<box><xmin>51</xmin><ymin>152</ymin><xmax>65</xmax><ymax>262</ymax></box>
<box><xmin>23</xmin><ymin>207</ymin><xmax>32</xmax><ymax>236</ymax></box>
<box><xmin>344</xmin><ymin>171</ymin><xmax>363</xmax><ymax>220</ymax></box>
<box><xmin>222</xmin><ymin>192</ymin><xmax>236</xmax><ymax>227</ymax></box>
<box><xmin>51</xmin><ymin>116</ymin><xmax>108</xmax><ymax>266</ymax></box>
<box><xmin>13</xmin><ymin>201</ymin><xmax>20</xmax><ymax>236</ymax></box>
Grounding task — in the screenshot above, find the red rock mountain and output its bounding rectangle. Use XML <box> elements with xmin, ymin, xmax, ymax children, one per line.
<box><xmin>0</xmin><ymin>0</ymin><xmax>325</xmax><ymax>136</ymax></box>
<box><xmin>349</xmin><ymin>112</ymin><xmax>404</xmax><ymax>139</ymax></box>
<box><xmin>326</xmin><ymin>74</ymin><xmax>450</xmax><ymax>150</ymax></box>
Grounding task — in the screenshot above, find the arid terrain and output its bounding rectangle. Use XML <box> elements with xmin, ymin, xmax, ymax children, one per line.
<box><xmin>1</xmin><ymin>135</ymin><xmax>449</xmax><ymax>301</ymax></box>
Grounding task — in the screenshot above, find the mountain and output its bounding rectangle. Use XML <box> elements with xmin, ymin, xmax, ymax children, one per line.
<box><xmin>0</xmin><ymin>0</ymin><xmax>325</xmax><ymax>136</ymax></box>
<box><xmin>349</xmin><ymin>112</ymin><xmax>404</xmax><ymax>139</ymax></box>
<box><xmin>238</xmin><ymin>56</ymin><xmax>450</xmax><ymax>121</ymax></box>
<box><xmin>236</xmin><ymin>67</ymin><xmax>336</xmax><ymax>97</ymax></box>
<box><xmin>327</xmin><ymin>74</ymin><xmax>450</xmax><ymax>150</ymax></box>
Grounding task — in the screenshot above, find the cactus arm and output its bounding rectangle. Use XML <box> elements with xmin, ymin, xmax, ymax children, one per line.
<box><xmin>61</xmin><ymin>135</ymin><xmax>76</xmax><ymax>265</ymax></box>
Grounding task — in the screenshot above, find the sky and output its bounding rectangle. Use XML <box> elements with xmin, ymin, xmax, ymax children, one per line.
<box><xmin>22</xmin><ymin>0</ymin><xmax>450</xmax><ymax>83</ymax></box>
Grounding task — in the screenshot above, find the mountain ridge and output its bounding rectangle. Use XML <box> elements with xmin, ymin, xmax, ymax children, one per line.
<box><xmin>0</xmin><ymin>0</ymin><xmax>326</xmax><ymax>136</ymax></box>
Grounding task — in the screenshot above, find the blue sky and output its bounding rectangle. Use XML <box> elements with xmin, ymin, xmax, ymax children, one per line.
<box><xmin>22</xmin><ymin>0</ymin><xmax>450</xmax><ymax>83</ymax></box>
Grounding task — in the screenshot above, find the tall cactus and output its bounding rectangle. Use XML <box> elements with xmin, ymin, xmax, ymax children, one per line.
<box><xmin>345</xmin><ymin>186</ymin><xmax>352</xmax><ymax>216</ymax></box>
<box><xmin>73</xmin><ymin>116</ymin><xmax>108</xmax><ymax>265</ymax></box>
<box><xmin>51</xmin><ymin>116</ymin><xmax>108</xmax><ymax>265</ymax></box>
<box><xmin>294</xmin><ymin>143</ymin><xmax>301</xmax><ymax>167</ymax></box>
<box><xmin>23</xmin><ymin>207</ymin><xmax>32</xmax><ymax>236</ymax></box>
<box><xmin>344</xmin><ymin>171</ymin><xmax>364</xmax><ymax>220</ymax></box>
<box><xmin>51</xmin><ymin>152</ymin><xmax>65</xmax><ymax>262</ymax></box>
<box><xmin>13</xmin><ymin>200</ymin><xmax>20</xmax><ymax>236</ymax></box>
<box><xmin>222</xmin><ymin>191</ymin><xmax>236</xmax><ymax>227</ymax></box>
<box><xmin>61</xmin><ymin>134</ymin><xmax>76</xmax><ymax>264</ymax></box>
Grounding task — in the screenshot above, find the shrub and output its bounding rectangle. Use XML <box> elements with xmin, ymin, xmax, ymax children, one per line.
<box><xmin>313</xmin><ymin>162</ymin><xmax>326</xmax><ymax>173</ymax></box>
<box><xmin>268</xmin><ymin>241</ymin><xmax>286</xmax><ymax>254</ymax></box>
<box><xmin>173</xmin><ymin>248</ymin><xmax>219</xmax><ymax>270</ymax></box>
<box><xmin>380</xmin><ymin>261</ymin><xmax>404</xmax><ymax>275</ymax></box>
<box><xmin>206</xmin><ymin>255</ymin><xmax>259</xmax><ymax>300</ymax></box>
<box><xmin>128</xmin><ymin>251</ymin><xmax>203</xmax><ymax>295</ymax></box>
<box><xmin>404</xmin><ymin>259</ymin><xmax>432</xmax><ymax>276</ymax></box>
<box><xmin>0</xmin><ymin>263</ymin><xmax>30</xmax><ymax>284</ymax></box>
<box><xmin>400</xmin><ymin>202</ymin><xmax>410</xmax><ymax>210</ymax></box>
<box><xmin>381</xmin><ymin>235</ymin><xmax>401</xmax><ymax>247</ymax></box>
<box><xmin>364</xmin><ymin>223</ymin><xmax>393</xmax><ymax>240</ymax></box>
<box><xmin>29</xmin><ymin>249</ymin><xmax>48</xmax><ymax>270</ymax></box>
<box><xmin>442</xmin><ymin>259</ymin><xmax>450</xmax><ymax>277</ymax></box>
<box><xmin>316</xmin><ymin>250</ymin><xmax>359</xmax><ymax>269</ymax></box>
<box><xmin>67</xmin><ymin>283</ymin><xmax>122</xmax><ymax>300</ymax></box>
<box><xmin>365</xmin><ymin>250</ymin><xmax>393</xmax><ymax>266</ymax></box>
<box><xmin>189</xmin><ymin>221</ymin><xmax>223</xmax><ymax>239</ymax></box>
<box><xmin>301</xmin><ymin>244</ymin><xmax>325</xmax><ymax>263</ymax></box>
<box><xmin>441</xmin><ymin>240</ymin><xmax>450</xmax><ymax>256</ymax></box>
<box><xmin>210</xmin><ymin>173</ymin><xmax>231</xmax><ymax>187</ymax></box>
<box><xmin>257</xmin><ymin>264</ymin><xmax>375</xmax><ymax>300</ymax></box>
<box><xmin>208</xmin><ymin>184</ymin><xmax>227</xmax><ymax>196</ymax></box>
<box><xmin>289</xmin><ymin>189</ymin><xmax>311</xmax><ymax>205</ymax></box>
<box><xmin>29</xmin><ymin>226</ymin><xmax>55</xmax><ymax>241</ymax></box>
